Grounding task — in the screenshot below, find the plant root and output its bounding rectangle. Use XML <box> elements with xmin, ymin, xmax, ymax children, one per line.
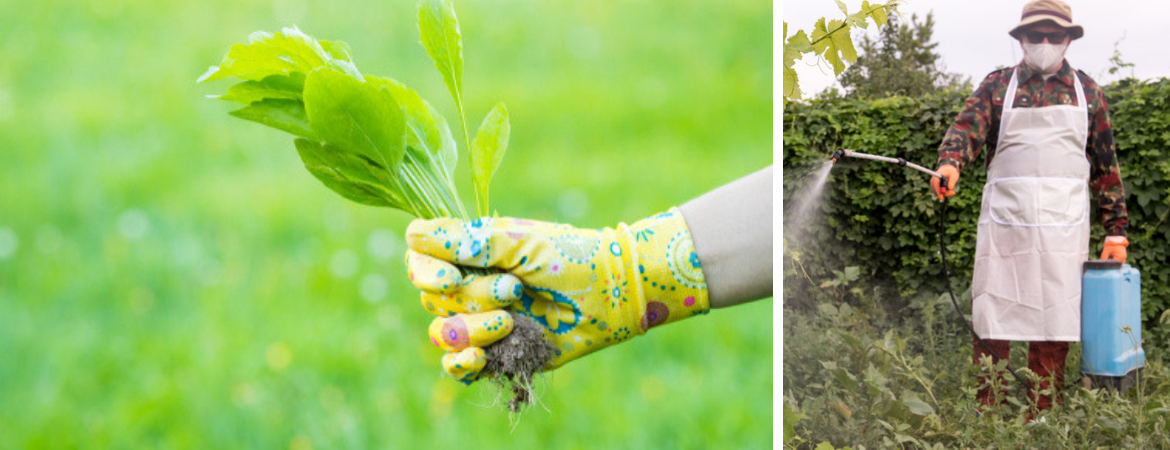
<box><xmin>482</xmin><ymin>310</ymin><xmax>556</xmax><ymax>413</ymax></box>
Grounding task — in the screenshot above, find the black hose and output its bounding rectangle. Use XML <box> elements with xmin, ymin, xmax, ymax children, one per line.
<box><xmin>937</xmin><ymin>198</ymin><xmax>1031</xmax><ymax>390</ymax></box>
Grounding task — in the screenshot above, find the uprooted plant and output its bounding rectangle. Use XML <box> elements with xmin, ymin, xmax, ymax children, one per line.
<box><xmin>198</xmin><ymin>0</ymin><xmax>554</xmax><ymax>412</ymax></box>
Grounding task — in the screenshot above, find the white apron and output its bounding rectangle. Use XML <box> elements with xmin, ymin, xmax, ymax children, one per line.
<box><xmin>971</xmin><ymin>68</ymin><xmax>1090</xmax><ymax>341</ymax></box>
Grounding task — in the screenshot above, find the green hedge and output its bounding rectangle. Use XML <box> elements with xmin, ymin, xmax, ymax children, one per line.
<box><xmin>783</xmin><ymin>79</ymin><xmax>1170</xmax><ymax>336</ymax></box>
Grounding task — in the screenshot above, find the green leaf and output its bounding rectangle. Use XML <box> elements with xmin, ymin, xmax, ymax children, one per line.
<box><xmin>228</xmin><ymin>98</ymin><xmax>314</xmax><ymax>139</ymax></box>
<box><xmin>782</xmin><ymin>403</ymin><xmax>804</xmax><ymax>443</ymax></box>
<box><xmin>834</xmin><ymin>0</ymin><xmax>848</xmax><ymax>16</ymax></box>
<box><xmin>320</xmin><ymin>40</ymin><xmax>354</xmax><ymax>62</ymax></box>
<box><xmin>418</xmin><ymin>0</ymin><xmax>465</xmax><ymax>124</ymax></box>
<box><xmin>217</xmin><ymin>73</ymin><xmax>306</xmax><ymax>105</ymax></box>
<box><xmin>783</xmin><ymin>67</ymin><xmax>801</xmax><ymax>102</ymax></box>
<box><xmin>814</xmin><ymin>442</ymin><xmax>836</xmax><ymax>450</ymax></box>
<box><xmin>294</xmin><ymin>139</ymin><xmax>405</xmax><ymax>208</ymax></box>
<box><xmin>900</xmin><ymin>391</ymin><xmax>934</xmax><ymax>416</ymax></box>
<box><xmin>811</xmin><ymin>18</ymin><xmax>857</xmax><ymax>75</ymax></box>
<box><xmin>863</xmin><ymin>364</ymin><xmax>889</xmax><ymax>389</ymax></box>
<box><xmin>837</xmin><ymin>330</ymin><xmax>863</xmax><ymax>351</ymax></box>
<box><xmin>827</xmin><ymin>401</ymin><xmax>852</xmax><ymax>420</ymax></box>
<box><xmin>470</xmin><ymin>102</ymin><xmax>510</xmax><ymax>216</ymax></box>
<box><xmin>303</xmin><ymin>67</ymin><xmax>407</xmax><ymax>172</ymax></box>
<box><xmin>869</xmin><ymin>1</ymin><xmax>891</xmax><ymax>28</ymax></box>
<box><xmin>366</xmin><ymin>76</ymin><xmax>458</xmax><ymax>180</ymax></box>
<box><xmin>783</xmin><ymin>22</ymin><xmax>813</xmax><ymax>101</ymax></box>
<box><xmin>198</xmin><ymin>27</ymin><xmax>359</xmax><ymax>84</ymax></box>
<box><xmin>294</xmin><ymin>130</ymin><xmax>396</xmax><ymax>191</ymax></box>
<box><xmin>821</xmin><ymin>360</ymin><xmax>858</xmax><ymax>390</ymax></box>
<box><xmin>847</xmin><ymin>1</ymin><xmax>872</xmax><ymax>29</ymax></box>
<box><xmin>784</xmin><ymin>28</ymin><xmax>814</xmax><ymax>69</ymax></box>
<box><xmin>203</xmin><ymin>26</ymin><xmax>480</xmax><ymax>220</ymax></box>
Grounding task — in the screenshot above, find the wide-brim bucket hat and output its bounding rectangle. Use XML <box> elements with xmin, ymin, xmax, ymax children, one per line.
<box><xmin>1008</xmin><ymin>0</ymin><xmax>1084</xmax><ymax>40</ymax></box>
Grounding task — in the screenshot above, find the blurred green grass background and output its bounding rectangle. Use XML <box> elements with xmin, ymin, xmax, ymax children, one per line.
<box><xmin>0</xmin><ymin>0</ymin><xmax>772</xmax><ymax>447</ymax></box>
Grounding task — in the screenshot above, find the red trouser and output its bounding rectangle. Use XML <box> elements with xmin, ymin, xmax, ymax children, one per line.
<box><xmin>973</xmin><ymin>338</ymin><xmax>1069</xmax><ymax>409</ymax></box>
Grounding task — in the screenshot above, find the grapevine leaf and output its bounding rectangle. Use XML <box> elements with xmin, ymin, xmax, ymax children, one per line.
<box><xmin>470</xmin><ymin>102</ymin><xmax>509</xmax><ymax>216</ymax></box>
<box><xmin>294</xmin><ymin>139</ymin><xmax>407</xmax><ymax>208</ymax></box>
<box><xmin>783</xmin><ymin>27</ymin><xmax>814</xmax><ymax>69</ymax></box>
<box><xmin>810</xmin><ymin>18</ymin><xmax>830</xmax><ymax>55</ymax></box>
<box><xmin>303</xmin><ymin>67</ymin><xmax>407</xmax><ymax>173</ymax></box>
<box><xmin>216</xmin><ymin>73</ymin><xmax>305</xmax><ymax>105</ymax></box>
<box><xmin>850</xmin><ymin>1</ymin><xmax>891</xmax><ymax>29</ymax></box>
<box><xmin>870</xmin><ymin>1</ymin><xmax>891</xmax><ymax>28</ymax></box>
<box><xmin>848</xmin><ymin>1</ymin><xmax>872</xmax><ymax>29</ymax></box>
<box><xmin>418</xmin><ymin>0</ymin><xmax>464</xmax><ymax>119</ymax></box>
<box><xmin>811</xmin><ymin>18</ymin><xmax>856</xmax><ymax>75</ymax></box>
<box><xmin>783</xmin><ymin>23</ymin><xmax>813</xmax><ymax>101</ymax></box>
<box><xmin>228</xmin><ymin>98</ymin><xmax>314</xmax><ymax>139</ymax></box>
<box><xmin>783</xmin><ymin>67</ymin><xmax>801</xmax><ymax>101</ymax></box>
<box><xmin>835</xmin><ymin>0</ymin><xmax>848</xmax><ymax>16</ymax></box>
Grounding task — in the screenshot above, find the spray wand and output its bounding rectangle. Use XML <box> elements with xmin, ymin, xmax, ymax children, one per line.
<box><xmin>830</xmin><ymin>149</ymin><xmax>952</xmax><ymax>197</ymax></box>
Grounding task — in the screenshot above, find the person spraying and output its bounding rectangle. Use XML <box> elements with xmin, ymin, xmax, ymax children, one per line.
<box><xmin>929</xmin><ymin>0</ymin><xmax>1130</xmax><ymax>412</ymax></box>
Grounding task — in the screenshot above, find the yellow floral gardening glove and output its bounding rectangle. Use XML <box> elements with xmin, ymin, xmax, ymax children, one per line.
<box><xmin>405</xmin><ymin>207</ymin><xmax>710</xmax><ymax>384</ymax></box>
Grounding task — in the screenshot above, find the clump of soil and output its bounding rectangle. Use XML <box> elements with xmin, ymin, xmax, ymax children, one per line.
<box><xmin>482</xmin><ymin>310</ymin><xmax>556</xmax><ymax>412</ymax></box>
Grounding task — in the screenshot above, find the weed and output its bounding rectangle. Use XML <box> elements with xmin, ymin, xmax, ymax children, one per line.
<box><xmin>785</xmin><ymin>270</ymin><xmax>1170</xmax><ymax>448</ymax></box>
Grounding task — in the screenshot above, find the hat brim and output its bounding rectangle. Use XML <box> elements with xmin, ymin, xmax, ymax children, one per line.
<box><xmin>1009</xmin><ymin>16</ymin><xmax>1084</xmax><ymax>40</ymax></box>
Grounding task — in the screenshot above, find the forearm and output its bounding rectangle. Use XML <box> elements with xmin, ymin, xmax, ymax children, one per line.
<box><xmin>678</xmin><ymin>166</ymin><xmax>773</xmax><ymax>308</ymax></box>
<box><xmin>1092</xmin><ymin>168</ymin><xmax>1129</xmax><ymax>237</ymax></box>
<box><xmin>937</xmin><ymin>125</ymin><xmax>977</xmax><ymax>170</ymax></box>
<box><xmin>1087</xmin><ymin>106</ymin><xmax>1129</xmax><ymax>237</ymax></box>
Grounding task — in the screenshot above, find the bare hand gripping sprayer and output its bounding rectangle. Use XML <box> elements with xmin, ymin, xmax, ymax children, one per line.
<box><xmin>829</xmin><ymin>149</ymin><xmax>1145</xmax><ymax>392</ymax></box>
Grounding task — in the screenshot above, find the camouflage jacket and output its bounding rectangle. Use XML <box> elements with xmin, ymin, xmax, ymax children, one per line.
<box><xmin>938</xmin><ymin>59</ymin><xmax>1128</xmax><ymax>237</ymax></box>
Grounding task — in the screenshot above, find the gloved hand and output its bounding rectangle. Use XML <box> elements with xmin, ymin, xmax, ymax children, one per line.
<box><xmin>405</xmin><ymin>207</ymin><xmax>710</xmax><ymax>384</ymax></box>
<box><xmin>930</xmin><ymin>164</ymin><xmax>960</xmax><ymax>200</ymax></box>
<box><xmin>405</xmin><ymin>245</ymin><xmax>525</xmax><ymax>384</ymax></box>
<box><xmin>1101</xmin><ymin>237</ymin><xmax>1128</xmax><ymax>264</ymax></box>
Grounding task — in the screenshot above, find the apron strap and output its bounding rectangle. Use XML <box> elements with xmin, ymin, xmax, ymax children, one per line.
<box><xmin>1004</xmin><ymin>68</ymin><xmax>1020</xmax><ymax>111</ymax></box>
<box><xmin>1072</xmin><ymin>72</ymin><xmax>1087</xmax><ymax>110</ymax></box>
<box><xmin>998</xmin><ymin>69</ymin><xmax>1020</xmax><ymax>146</ymax></box>
<box><xmin>1073</xmin><ymin>72</ymin><xmax>1089</xmax><ymax>160</ymax></box>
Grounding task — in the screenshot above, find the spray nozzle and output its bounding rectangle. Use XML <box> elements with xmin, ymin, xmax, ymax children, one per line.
<box><xmin>829</xmin><ymin>149</ymin><xmax>845</xmax><ymax>163</ymax></box>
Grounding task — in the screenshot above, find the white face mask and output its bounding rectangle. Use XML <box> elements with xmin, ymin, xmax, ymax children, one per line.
<box><xmin>1022</xmin><ymin>42</ymin><xmax>1068</xmax><ymax>72</ymax></box>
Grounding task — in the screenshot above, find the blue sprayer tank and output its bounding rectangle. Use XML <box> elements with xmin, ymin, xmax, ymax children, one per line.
<box><xmin>1081</xmin><ymin>261</ymin><xmax>1145</xmax><ymax>389</ymax></box>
